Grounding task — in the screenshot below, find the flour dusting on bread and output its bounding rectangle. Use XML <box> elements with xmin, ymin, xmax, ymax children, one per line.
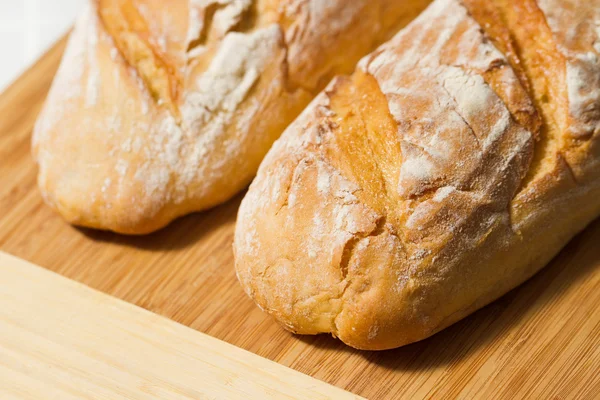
<box><xmin>538</xmin><ymin>0</ymin><xmax>600</xmax><ymax>139</ymax></box>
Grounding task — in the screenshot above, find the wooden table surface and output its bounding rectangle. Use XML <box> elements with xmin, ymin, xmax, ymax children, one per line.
<box><xmin>1</xmin><ymin>38</ymin><xmax>599</xmax><ymax>399</ymax></box>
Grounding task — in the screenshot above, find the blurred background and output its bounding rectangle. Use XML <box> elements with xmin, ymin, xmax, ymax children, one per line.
<box><xmin>0</xmin><ymin>0</ymin><xmax>82</xmax><ymax>91</ymax></box>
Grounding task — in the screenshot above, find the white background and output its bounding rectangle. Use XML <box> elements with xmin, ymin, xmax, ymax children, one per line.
<box><xmin>0</xmin><ymin>0</ymin><xmax>83</xmax><ymax>91</ymax></box>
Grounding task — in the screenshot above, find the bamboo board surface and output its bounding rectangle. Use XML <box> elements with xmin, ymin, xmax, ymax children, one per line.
<box><xmin>0</xmin><ymin>252</ymin><xmax>361</xmax><ymax>400</ymax></box>
<box><xmin>0</xmin><ymin>38</ymin><xmax>599</xmax><ymax>399</ymax></box>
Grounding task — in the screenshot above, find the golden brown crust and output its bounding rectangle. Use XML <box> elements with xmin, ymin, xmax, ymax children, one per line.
<box><xmin>32</xmin><ymin>0</ymin><xmax>432</xmax><ymax>234</ymax></box>
<box><xmin>234</xmin><ymin>0</ymin><xmax>600</xmax><ymax>350</ymax></box>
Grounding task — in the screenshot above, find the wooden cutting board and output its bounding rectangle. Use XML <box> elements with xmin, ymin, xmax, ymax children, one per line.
<box><xmin>0</xmin><ymin>252</ymin><xmax>361</xmax><ymax>400</ymax></box>
<box><xmin>1</xmin><ymin>38</ymin><xmax>599</xmax><ymax>399</ymax></box>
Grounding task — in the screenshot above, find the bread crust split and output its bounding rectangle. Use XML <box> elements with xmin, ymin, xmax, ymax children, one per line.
<box><xmin>234</xmin><ymin>0</ymin><xmax>600</xmax><ymax>350</ymax></box>
<box><xmin>33</xmin><ymin>0</ymin><xmax>431</xmax><ymax>234</ymax></box>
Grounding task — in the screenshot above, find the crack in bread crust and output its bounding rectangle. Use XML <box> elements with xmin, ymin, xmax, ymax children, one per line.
<box><xmin>463</xmin><ymin>0</ymin><xmax>568</xmax><ymax>194</ymax></box>
<box><xmin>98</xmin><ymin>0</ymin><xmax>182</xmax><ymax>115</ymax></box>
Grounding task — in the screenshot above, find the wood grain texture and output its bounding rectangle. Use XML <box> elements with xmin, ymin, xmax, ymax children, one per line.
<box><xmin>0</xmin><ymin>251</ymin><xmax>361</xmax><ymax>400</ymax></box>
<box><xmin>0</xmin><ymin>38</ymin><xmax>599</xmax><ymax>399</ymax></box>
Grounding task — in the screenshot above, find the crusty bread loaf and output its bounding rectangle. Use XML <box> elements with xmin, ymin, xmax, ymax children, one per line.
<box><xmin>234</xmin><ymin>0</ymin><xmax>600</xmax><ymax>350</ymax></box>
<box><xmin>32</xmin><ymin>0</ymin><xmax>431</xmax><ymax>234</ymax></box>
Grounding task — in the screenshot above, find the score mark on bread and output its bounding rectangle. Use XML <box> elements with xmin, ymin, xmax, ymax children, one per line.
<box><xmin>99</xmin><ymin>0</ymin><xmax>181</xmax><ymax>115</ymax></box>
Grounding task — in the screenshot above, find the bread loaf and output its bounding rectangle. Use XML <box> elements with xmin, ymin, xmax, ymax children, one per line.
<box><xmin>234</xmin><ymin>0</ymin><xmax>600</xmax><ymax>350</ymax></box>
<box><xmin>32</xmin><ymin>0</ymin><xmax>431</xmax><ymax>234</ymax></box>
